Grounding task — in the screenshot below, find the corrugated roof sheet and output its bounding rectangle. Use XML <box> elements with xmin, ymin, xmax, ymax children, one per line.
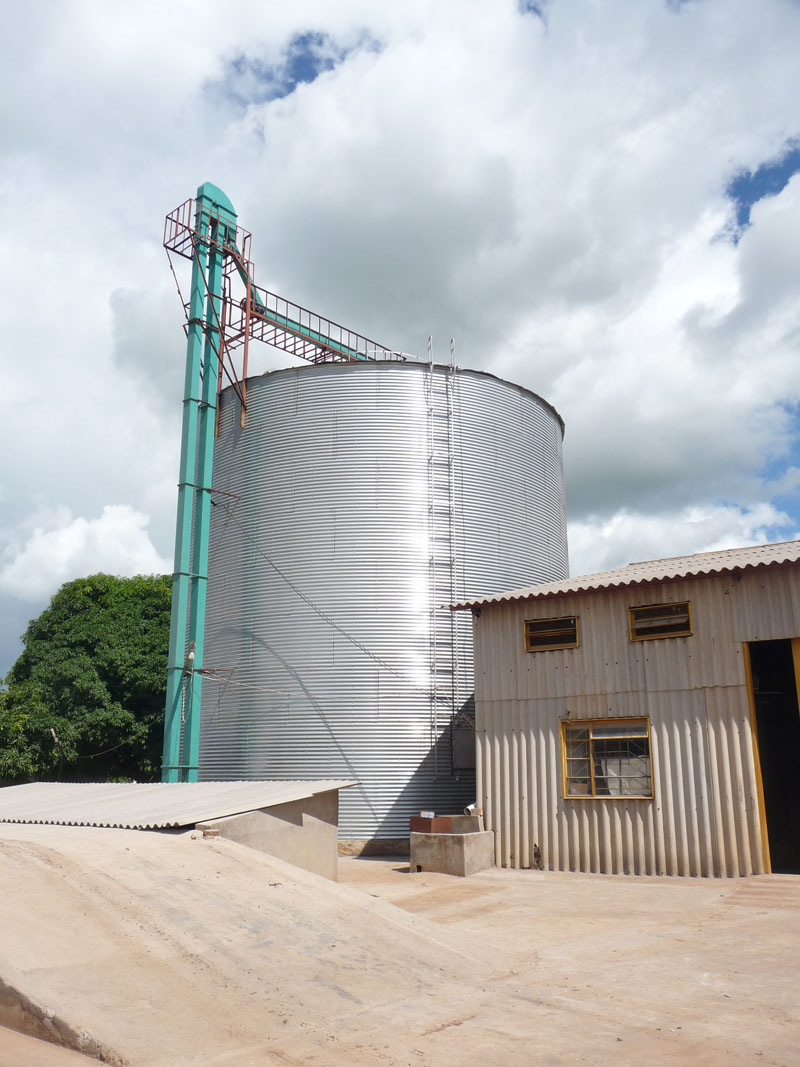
<box><xmin>451</xmin><ymin>539</ymin><xmax>800</xmax><ymax>609</ymax></box>
<box><xmin>0</xmin><ymin>780</ymin><xmax>357</xmax><ymax>830</ymax></box>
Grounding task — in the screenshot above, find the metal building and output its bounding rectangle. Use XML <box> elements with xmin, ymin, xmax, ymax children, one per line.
<box><xmin>454</xmin><ymin>540</ymin><xmax>800</xmax><ymax>876</ymax></box>
<box><xmin>198</xmin><ymin>359</ymin><xmax>568</xmax><ymax>841</ymax></box>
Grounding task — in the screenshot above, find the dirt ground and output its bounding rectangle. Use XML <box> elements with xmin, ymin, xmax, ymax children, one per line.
<box><xmin>0</xmin><ymin>823</ymin><xmax>798</xmax><ymax>1066</ymax></box>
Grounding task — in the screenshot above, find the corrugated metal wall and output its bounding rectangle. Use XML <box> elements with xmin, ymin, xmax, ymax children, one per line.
<box><xmin>475</xmin><ymin>569</ymin><xmax>800</xmax><ymax>876</ymax></box>
<box><xmin>199</xmin><ymin>361</ymin><xmax>568</xmax><ymax>839</ymax></box>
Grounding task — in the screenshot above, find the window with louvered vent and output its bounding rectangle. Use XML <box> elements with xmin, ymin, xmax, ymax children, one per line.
<box><xmin>629</xmin><ymin>601</ymin><xmax>692</xmax><ymax>641</ymax></box>
<box><xmin>524</xmin><ymin>616</ymin><xmax>579</xmax><ymax>652</ymax></box>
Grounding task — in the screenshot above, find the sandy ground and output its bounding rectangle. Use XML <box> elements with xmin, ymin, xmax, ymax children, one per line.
<box><xmin>0</xmin><ymin>1025</ymin><xmax>100</xmax><ymax>1065</ymax></box>
<box><xmin>0</xmin><ymin>824</ymin><xmax>798</xmax><ymax>1066</ymax></box>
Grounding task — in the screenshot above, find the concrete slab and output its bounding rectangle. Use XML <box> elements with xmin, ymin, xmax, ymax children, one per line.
<box><xmin>339</xmin><ymin>857</ymin><xmax>800</xmax><ymax>1066</ymax></box>
<box><xmin>0</xmin><ymin>822</ymin><xmax>799</xmax><ymax>1065</ymax></box>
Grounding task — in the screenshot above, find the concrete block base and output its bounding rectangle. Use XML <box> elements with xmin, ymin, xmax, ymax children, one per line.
<box><xmin>410</xmin><ymin>830</ymin><xmax>495</xmax><ymax>877</ymax></box>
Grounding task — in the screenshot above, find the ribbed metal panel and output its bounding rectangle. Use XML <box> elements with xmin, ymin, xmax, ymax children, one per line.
<box><xmin>199</xmin><ymin>361</ymin><xmax>568</xmax><ymax>838</ymax></box>
<box><xmin>473</xmin><ymin>566</ymin><xmax>796</xmax><ymax>876</ymax></box>
<box><xmin>0</xmin><ymin>781</ymin><xmax>354</xmax><ymax>830</ymax></box>
<box><xmin>479</xmin><ymin>690</ymin><xmax>767</xmax><ymax>878</ymax></box>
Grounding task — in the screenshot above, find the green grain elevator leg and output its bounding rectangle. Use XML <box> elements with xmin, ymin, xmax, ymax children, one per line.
<box><xmin>162</xmin><ymin>183</ymin><xmax>238</xmax><ymax>783</ymax></box>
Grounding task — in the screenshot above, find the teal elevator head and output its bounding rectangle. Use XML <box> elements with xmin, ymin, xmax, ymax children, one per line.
<box><xmin>196</xmin><ymin>182</ymin><xmax>237</xmax><ymax>225</ymax></box>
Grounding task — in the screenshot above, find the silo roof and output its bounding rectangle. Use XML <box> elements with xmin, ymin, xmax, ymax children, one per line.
<box><xmin>451</xmin><ymin>539</ymin><xmax>800</xmax><ymax>609</ymax></box>
<box><xmin>0</xmin><ymin>780</ymin><xmax>356</xmax><ymax>830</ymax></box>
<box><xmin>226</xmin><ymin>359</ymin><xmax>567</xmax><ymax>437</ymax></box>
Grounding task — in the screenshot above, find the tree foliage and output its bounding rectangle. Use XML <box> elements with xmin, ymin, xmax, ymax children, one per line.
<box><xmin>0</xmin><ymin>573</ymin><xmax>171</xmax><ymax>783</ymax></box>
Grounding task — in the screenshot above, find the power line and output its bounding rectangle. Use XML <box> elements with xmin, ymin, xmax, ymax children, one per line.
<box><xmin>198</xmin><ymin>671</ymin><xmax>292</xmax><ymax>698</ymax></box>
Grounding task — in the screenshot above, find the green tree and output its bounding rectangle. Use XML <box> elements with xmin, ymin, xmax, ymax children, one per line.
<box><xmin>0</xmin><ymin>573</ymin><xmax>171</xmax><ymax>783</ymax></box>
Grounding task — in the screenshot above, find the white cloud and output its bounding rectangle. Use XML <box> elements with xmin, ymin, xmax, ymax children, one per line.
<box><xmin>0</xmin><ymin>506</ymin><xmax>170</xmax><ymax>602</ymax></box>
<box><xmin>568</xmin><ymin>503</ymin><xmax>798</xmax><ymax>576</ymax></box>
<box><xmin>0</xmin><ymin>0</ymin><xmax>799</xmax><ymax>667</ymax></box>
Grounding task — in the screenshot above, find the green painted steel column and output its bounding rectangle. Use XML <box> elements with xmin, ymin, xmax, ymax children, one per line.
<box><xmin>181</xmin><ymin>214</ymin><xmax>225</xmax><ymax>779</ymax></box>
<box><xmin>162</xmin><ymin>183</ymin><xmax>237</xmax><ymax>783</ymax></box>
<box><xmin>162</xmin><ymin>200</ymin><xmax>208</xmax><ymax>782</ymax></box>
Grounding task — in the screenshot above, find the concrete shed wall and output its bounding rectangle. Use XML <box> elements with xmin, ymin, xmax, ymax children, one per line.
<box><xmin>196</xmin><ymin>789</ymin><xmax>340</xmax><ymax>880</ymax></box>
<box><xmin>472</xmin><ymin>564</ymin><xmax>800</xmax><ymax>877</ymax></box>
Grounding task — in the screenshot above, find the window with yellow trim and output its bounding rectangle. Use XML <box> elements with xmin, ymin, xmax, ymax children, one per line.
<box><xmin>629</xmin><ymin>601</ymin><xmax>692</xmax><ymax>641</ymax></box>
<box><xmin>524</xmin><ymin>616</ymin><xmax>579</xmax><ymax>652</ymax></box>
<box><xmin>562</xmin><ymin>718</ymin><xmax>653</xmax><ymax>798</ymax></box>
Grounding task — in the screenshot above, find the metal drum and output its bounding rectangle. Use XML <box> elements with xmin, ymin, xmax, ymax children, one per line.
<box><xmin>199</xmin><ymin>360</ymin><xmax>568</xmax><ymax>839</ymax></box>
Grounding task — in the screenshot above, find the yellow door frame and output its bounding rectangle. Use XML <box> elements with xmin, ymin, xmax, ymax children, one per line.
<box><xmin>743</xmin><ymin>641</ymin><xmax>772</xmax><ymax>874</ymax></box>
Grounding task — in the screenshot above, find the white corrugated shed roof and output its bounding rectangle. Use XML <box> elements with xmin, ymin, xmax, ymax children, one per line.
<box><xmin>452</xmin><ymin>539</ymin><xmax>800</xmax><ymax>610</ymax></box>
<box><xmin>0</xmin><ymin>780</ymin><xmax>357</xmax><ymax>830</ymax></box>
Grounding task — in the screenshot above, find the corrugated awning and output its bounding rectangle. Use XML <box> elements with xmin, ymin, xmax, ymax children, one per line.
<box><xmin>451</xmin><ymin>539</ymin><xmax>800</xmax><ymax>610</ymax></box>
<box><xmin>0</xmin><ymin>780</ymin><xmax>357</xmax><ymax>830</ymax></box>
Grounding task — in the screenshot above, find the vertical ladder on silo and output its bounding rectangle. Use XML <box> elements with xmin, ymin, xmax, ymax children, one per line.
<box><xmin>446</xmin><ymin>339</ymin><xmax>462</xmax><ymax>742</ymax></box>
<box><xmin>426</xmin><ymin>342</ymin><xmax>460</xmax><ymax>779</ymax></box>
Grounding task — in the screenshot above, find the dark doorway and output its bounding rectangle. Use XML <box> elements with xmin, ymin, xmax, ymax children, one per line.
<box><xmin>748</xmin><ymin>639</ymin><xmax>800</xmax><ymax>873</ymax></box>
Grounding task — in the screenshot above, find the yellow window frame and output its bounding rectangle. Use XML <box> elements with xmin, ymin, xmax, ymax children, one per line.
<box><xmin>524</xmin><ymin>615</ymin><xmax>579</xmax><ymax>653</ymax></box>
<box><xmin>628</xmin><ymin>601</ymin><xmax>693</xmax><ymax>642</ymax></box>
<box><xmin>560</xmin><ymin>716</ymin><xmax>654</xmax><ymax>800</ymax></box>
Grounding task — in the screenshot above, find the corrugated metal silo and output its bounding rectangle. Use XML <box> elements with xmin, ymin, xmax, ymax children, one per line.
<box><xmin>199</xmin><ymin>360</ymin><xmax>567</xmax><ymax>840</ymax></box>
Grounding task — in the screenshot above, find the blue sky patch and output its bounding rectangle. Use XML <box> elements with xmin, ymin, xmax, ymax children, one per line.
<box><xmin>518</xmin><ymin>0</ymin><xmax>547</xmax><ymax>20</ymax></box>
<box><xmin>727</xmin><ymin>142</ymin><xmax>800</xmax><ymax>239</ymax></box>
<box><xmin>211</xmin><ymin>32</ymin><xmax>376</xmax><ymax>110</ymax></box>
<box><xmin>284</xmin><ymin>32</ymin><xmax>341</xmax><ymax>91</ymax></box>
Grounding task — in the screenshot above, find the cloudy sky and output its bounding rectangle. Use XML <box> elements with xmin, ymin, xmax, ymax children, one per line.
<box><xmin>1</xmin><ymin>0</ymin><xmax>799</xmax><ymax>674</ymax></box>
